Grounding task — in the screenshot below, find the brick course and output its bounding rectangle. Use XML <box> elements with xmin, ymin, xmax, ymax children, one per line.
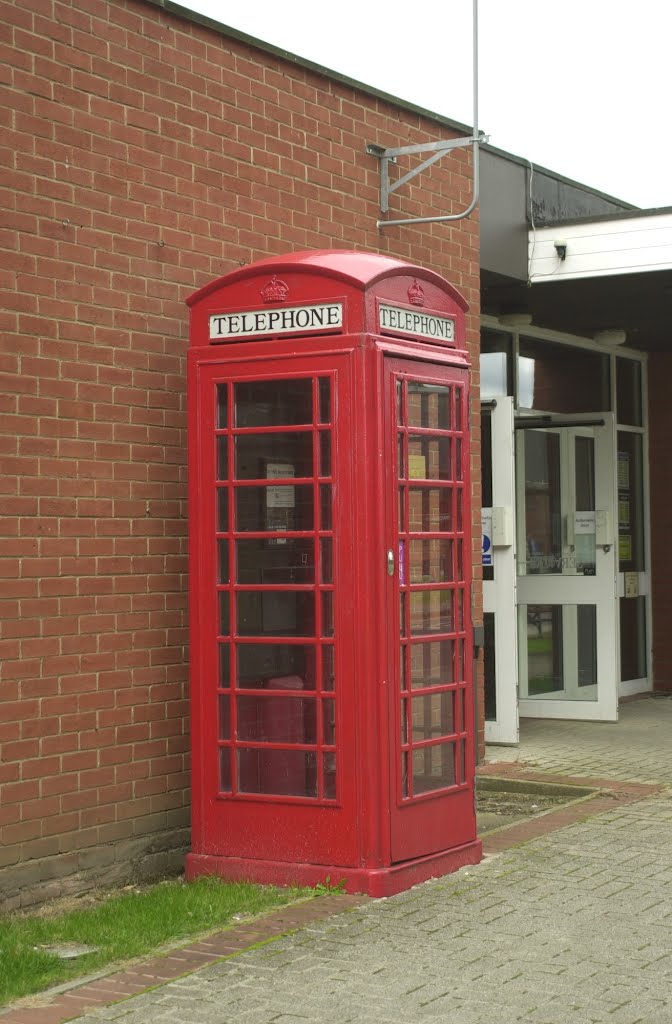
<box><xmin>0</xmin><ymin>0</ymin><xmax>482</xmax><ymax>908</ymax></box>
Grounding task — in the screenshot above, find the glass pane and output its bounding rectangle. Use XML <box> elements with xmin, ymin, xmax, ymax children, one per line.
<box><xmin>237</xmin><ymin>591</ymin><xmax>315</xmax><ymax>637</ymax></box>
<box><xmin>409</xmin><ymin>487</ymin><xmax>452</xmax><ymax>533</ymax></box>
<box><xmin>237</xmin><ymin>644</ymin><xmax>315</xmax><ymax>690</ymax></box>
<box><xmin>575</xmin><ymin>436</ymin><xmax>595</xmax><ymax>510</ymax></box>
<box><xmin>217</xmin><ymin>383</ymin><xmax>228</xmax><ymax>428</ymax></box>
<box><xmin>411</xmin><ymin>691</ymin><xmax>454</xmax><ymax>742</ymax></box>
<box><xmin>484</xmin><ymin>613</ymin><xmax>496</xmax><ymax>720</ymax></box>
<box><xmin>398</xmin><ymin>487</ymin><xmax>405</xmax><ymax>531</ymax></box>
<box><xmin>409</xmin><ymin>539</ymin><xmax>453</xmax><ymax>583</ymax></box>
<box><xmin>319</xmin><ymin>432</ymin><xmax>331</xmax><ymax>477</ymax></box>
<box><xmin>219</xmin><ymin>748</ymin><xmax>232</xmax><ymax>792</ymax></box>
<box><xmin>617</xmin><ymin>433</ymin><xmax>644</xmax><ymax>571</ymax></box>
<box><xmin>575</xmin><ymin>436</ymin><xmax>596</xmax><ymax>575</ymax></box>
<box><xmin>456</xmin><ymin>687</ymin><xmax>465</xmax><ymax>732</ymax></box>
<box><xmin>620</xmin><ymin>595</ymin><xmax>647</xmax><ymax>681</ymax></box>
<box><xmin>400</xmin><ymin>697</ymin><xmax>408</xmax><ymax>744</ymax></box>
<box><xmin>456</xmin><ymin>638</ymin><xmax>465</xmax><ymax>682</ymax></box>
<box><xmin>322</xmin><ymin>645</ymin><xmax>335</xmax><ymax>691</ymax></box>
<box><xmin>234</xmin><ymin>379</ymin><xmax>313</xmax><ymax>427</ymax></box>
<box><xmin>522</xmin><ymin>431</ymin><xmax>562</xmax><ymax>575</ymax></box>
<box><xmin>523</xmin><ymin>604</ymin><xmax>563</xmax><ymax>695</ymax></box>
<box><xmin>217</xmin><ymin>488</ymin><xmax>228</xmax><ymax>532</ymax></box>
<box><xmin>235</xmin><ymin>485</ymin><xmax>313</xmax><ymax>533</ymax></box>
<box><xmin>235</xmin><ymin>434</ymin><xmax>313</xmax><ymax>480</ymax></box>
<box><xmin>396</xmin><ymin>380</ymin><xmax>403</xmax><ymax>426</ymax></box>
<box><xmin>320</xmin><ymin>485</ymin><xmax>332</xmax><ymax>530</ymax></box>
<box><xmin>455</xmin><ymin>438</ymin><xmax>462</xmax><ymax>482</ymax></box>
<box><xmin>238</xmin><ymin>749</ymin><xmax>317</xmax><ymax>797</ymax></box>
<box><xmin>410</xmin><ymin>590</ymin><xmax>452</xmax><ymax>636</ymax></box>
<box><xmin>321</xmin><ymin>591</ymin><xmax>334</xmax><ymax>636</ymax></box>
<box><xmin>577</xmin><ymin>604</ymin><xmax>597</xmax><ymax>687</ymax></box>
<box><xmin>323</xmin><ymin>753</ymin><xmax>337</xmax><ymax>798</ymax></box>
<box><xmin>481</xmin><ymin>329</ymin><xmax>512</xmax><ymax>398</ymax></box>
<box><xmin>318</xmin><ymin>378</ymin><xmax>331</xmax><ymax>424</ymax></box>
<box><xmin>412</xmin><ymin>743</ymin><xmax>456</xmax><ymax>794</ymax></box>
<box><xmin>521</xmin><ymin>604</ymin><xmax>598</xmax><ymax>702</ymax></box>
<box><xmin>518</xmin><ymin>337</ymin><xmax>610</xmax><ymax>413</ymax></box>
<box><xmin>320</xmin><ymin>538</ymin><xmax>333</xmax><ymax>583</ymax></box>
<box><xmin>409</xmin><ymin>640</ymin><xmax>453</xmax><ymax>688</ymax></box>
<box><xmin>217</xmin><ymin>437</ymin><xmax>228</xmax><ymax>480</ymax></box>
<box><xmin>481</xmin><ymin>412</ymin><xmax>493</xmax><ymax>507</ymax></box>
<box><xmin>407</xmin><ymin>383</ymin><xmax>450</xmax><ymax>429</ymax></box>
<box><xmin>399</xmin><ymin>593</ymin><xmax>407</xmax><ymax>637</ymax></box>
<box><xmin>218</xmin><ymin>591</ymin><xmax>230</xmax><ymax>636</ymax></box>
<box><xmin>237</xmin><ymin>695</ymin><xmax>316</xmax><ymax>743</ymax></box>
<box><xmin>616</xmin><ymin>358</ymin><xmax>643</xmax><ymax>427</ymax></box>
<box><xmin>218</xmin><ymin>540</ymin><xmax>229</xmax><ymax>583</ymax></box>
<box><xmin>397</xmin><ymin>434</ymin><xmax>405</xmax><ymax>478</ymax></box>
<box><xmin>407</xmin><ymin>436</ymin><xmax>451</xmax><ymax>480</ymax></box>
<box><xmin>455</xmin><ymin>390</ymin><xmax>462</xmax><ymax>432</ymax></box>
<box><xmin>322</xmin><ymin>699</ymin><xmax>336</xmax><ymax>745</ymax></box>
<box><xmin>401</xmin><ymin>752</ymin><xmax>409</xmax><ymax>798</ymax></box>
<box><xmin>219</xmin><ymin>643</ymin><xmax>230</xmax><ymax>687</ymax></box>
<box><xmin>236</xmin><ymin>538</ymin><xmax>314</xmax><ymax>584</ymax></box>
<box><xmin>218</xmin><ymin>694</ymin><xmax>231</xmax><ymax>740</ymax></box>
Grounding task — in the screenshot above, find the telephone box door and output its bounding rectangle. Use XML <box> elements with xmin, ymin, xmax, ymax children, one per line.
<box><xmin>190</xmin><ymin>355</ymin><xmax>358</xmax><ymax>866</ymax></box>
<box><xmin>385</xmin><ymin>359</ymin><xmax>476</xmax><ymax>863</ymax></box>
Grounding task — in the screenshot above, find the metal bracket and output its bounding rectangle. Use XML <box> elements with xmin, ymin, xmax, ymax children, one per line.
<box><xmin>366</xmin><ymin>132</ymin><xmax>488</xmax><ymax>228</ymax></box>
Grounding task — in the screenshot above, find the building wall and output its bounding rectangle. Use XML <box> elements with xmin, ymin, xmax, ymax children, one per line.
<box><xmin>0</xmin><ymin>0</ymin><xmax>482</xmax><ymax>908</ymax></box>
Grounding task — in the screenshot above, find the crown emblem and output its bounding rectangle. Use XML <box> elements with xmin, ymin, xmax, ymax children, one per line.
<box><xmin>261</xmin><ymin>276</ymin><xmax>289</xmax><ymax>303</ymax></box>
<box><xmin>408</xmin><ymin>280</ymin><xmax>425</xmax><ymax>306</ymax></box>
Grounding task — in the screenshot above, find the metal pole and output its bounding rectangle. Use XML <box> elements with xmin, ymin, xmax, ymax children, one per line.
<box><xmin>378</xmin><ymin>0</ymin><xmax>481</xmax><ymax>229</ymax></box>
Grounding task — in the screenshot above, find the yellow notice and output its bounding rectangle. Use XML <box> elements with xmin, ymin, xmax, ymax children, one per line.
<box><xmin>408</xmin><ymin>454</ymin><xmax>427</xmax><ymax>479</ymax></box>
<box><xmin>619</xmin><ymin>535</ymin><xmax>632</xmax><ymax>561</ymax></box>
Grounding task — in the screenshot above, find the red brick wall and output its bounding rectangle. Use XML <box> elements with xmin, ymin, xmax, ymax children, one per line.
<box><xmin>0</xmin><ymin>0</ymin><xmax>481</xmax><ymax>908</ymax></box>
<box><xmin>648</xmin><ymin>353</ymin><xmax>672</xmax><ymax>691</ymax></box>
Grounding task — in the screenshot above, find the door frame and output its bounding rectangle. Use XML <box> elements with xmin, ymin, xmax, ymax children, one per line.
<box><xmin>482</xmin><ymin>397</ymin><xmax>519</xmax><ymax>745</ymax></box>
<box><xmin>515</xmin><ymin>413</ymin><xmax>619</xmax><ymax>721</ymax></box>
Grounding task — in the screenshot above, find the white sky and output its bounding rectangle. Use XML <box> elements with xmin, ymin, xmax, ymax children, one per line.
<box><xmin>180</xmin><ymin>0</ymin><xmax>672</xmax><ymax>210</ymax></box>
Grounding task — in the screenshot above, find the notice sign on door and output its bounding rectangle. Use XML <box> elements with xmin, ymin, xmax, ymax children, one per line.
<box><xmin>574</xmin><ymin>511</ymin><xmax>595</xmax><ymax>534</ymax></box>
<box><xmin>482</xmin><ymin>508</ymin><xmax>493</xmax><ymax>566</ymax></box>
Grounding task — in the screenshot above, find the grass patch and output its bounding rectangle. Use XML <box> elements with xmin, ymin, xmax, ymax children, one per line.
<box><xmin>0</xmin><ymin>876</ymin><xmax>309</xmax><ymax>1006</ymax></box>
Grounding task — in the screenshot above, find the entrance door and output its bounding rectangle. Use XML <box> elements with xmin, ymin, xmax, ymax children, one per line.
<box><xmin>482</xmin><ymin>397</ymin><xmax>519</xmax><ymax>745</ymax></box>
<box><xmin>516</xmin><ymin>416</ymin><xmax>619</xmax><ymax>720</ymax></box>
<box><xmin>385</xmin><ymin>359</ymin><xmax>477</xmax><ymax>863</ymax></box>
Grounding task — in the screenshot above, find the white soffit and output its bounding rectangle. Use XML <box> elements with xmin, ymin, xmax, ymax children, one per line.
<box><xmin>528</xmin><ymin>211</ymin><xmax>672</xmax><ymax>283</ymax></box>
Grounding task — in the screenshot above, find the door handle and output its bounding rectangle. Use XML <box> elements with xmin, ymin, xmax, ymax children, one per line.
<box><xmin>386</xmin><ymin>549</ymin><xmax>395</xmax><ymax>576</ymax></box>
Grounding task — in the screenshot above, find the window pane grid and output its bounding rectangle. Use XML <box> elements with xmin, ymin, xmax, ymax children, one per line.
<box><xmin>396</xmin><ymin>377</ymin><xmax>467</xmax><ymax>801</ymax></box>
<box><xmin>214</xmin><ymin>376</ymin><xmax>338</xmax><ymax>802</ymax></box>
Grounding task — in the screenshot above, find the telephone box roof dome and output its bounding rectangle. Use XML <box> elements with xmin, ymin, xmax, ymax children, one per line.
<box><xmin>187</xmin><ymin>249</ymin><xmax>468</xmax><ymax>309</ymax></box>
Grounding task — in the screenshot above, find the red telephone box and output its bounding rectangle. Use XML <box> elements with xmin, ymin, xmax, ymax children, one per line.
<box><xmin>185</xmin><ymin>250</ymin><xmax>482</xmax><ymax>897</ymax></box>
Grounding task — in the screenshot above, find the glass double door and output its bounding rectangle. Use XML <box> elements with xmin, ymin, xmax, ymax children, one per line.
<box><xmin>515</xmin><ymin>416</ymin><xmax>619</xmax><ymax>721</ymax></box>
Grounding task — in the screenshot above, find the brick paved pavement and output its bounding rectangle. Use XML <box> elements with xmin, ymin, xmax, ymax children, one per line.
<box><xmin>488</xmin><ymin>695</ymin><xmax>672</xmax><ymax>784</ymax></box>
<box><xmin>4</xmin><ymin>697</ymin><xmax>671</xmax><ymax>1024</ymax></box>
